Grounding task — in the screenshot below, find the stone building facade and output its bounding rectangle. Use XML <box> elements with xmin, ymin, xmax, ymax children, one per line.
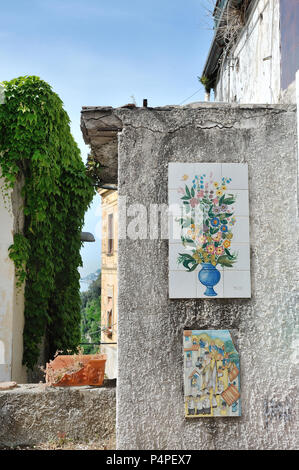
<box><xmin>203</xmin><ymin>0</ymin><xmax>298</xmax><ymax>103</ymax></box>
<box><xmin>81</xmin><ymin>106</ymin><xmax>121</xmax><ymax>380</ymax></box>
<box><xmin>99</xmin><ymin>187</ymin><xmax>118</xmax><ymax>379</ymax></box>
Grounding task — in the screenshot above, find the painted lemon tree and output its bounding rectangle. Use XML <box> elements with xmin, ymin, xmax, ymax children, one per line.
<box><xmin>176</xmin><ymin>172</ymin><xmax>238</xmax><ymax>297</ymax></box>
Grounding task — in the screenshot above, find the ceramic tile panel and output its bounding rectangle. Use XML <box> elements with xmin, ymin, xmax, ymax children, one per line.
<box><xmin>168</xmin><ymin>163</ymin><xmax>197</xmax><ymax>190</ymax></box>
<box><xmin>168</xmin><ymin>163</ymin><xmax>251</xmax><ymax>298</ymax></box>
<box><xmin>168</xmin><ymin>216</ymin><xmax>185</xmax><ymax>244</ymax></box>
<box><xmin>168</xmin><ymin>163</ymin><xmax>222</xmax><ymax>190</ymax></box>
<box><xmin>169</xmin><ymin>270</ymin><xmax>197</xmax><ymax>298</ymax></box>
<box><xmin>196</xmin><ymin>271</ymin><xmax>224</xmax><ymax>298</ymax></box>
<box><xmin>223</xmin><ymin>244</ymin><xmax>250</xmax><ymax>271</ymax></box>
<box><xmin>221</xmin><ymin>163</ymin><xmax>248</xmax><ymax>190</ymax></box>
<box><xmin>168</xmin><ymin>189</ymin><xmax>186</xmax><ymax>216</ymax></box>
<box><xmin>223</xmin><ymin>270</ymin><xmax>251</xmax><ymax>298</ymax></box>
<box><xmin>169</xmin><ymin>244</ymin><xmax>195</xmax><ymax>271</ymax></box>
<box><xmin>231</xmin><ymin>216</ymin><xmax>250</xmax><ymax>243</ymax></box>
<box><xmin>225</xmin><ymin>190</ymin><xmax>249</xmax><ymax>216</ymax></box>
<box><xmin>183</xmin><ymin>330</ymin><xmax>241</xmax><ymax>418</ymax></box>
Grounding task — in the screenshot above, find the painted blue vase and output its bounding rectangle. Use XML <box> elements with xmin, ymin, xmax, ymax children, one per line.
<box><xmin>198</xmin><ymin>263</ymin><xmax>221</xmax><ymax>297</ymax></box>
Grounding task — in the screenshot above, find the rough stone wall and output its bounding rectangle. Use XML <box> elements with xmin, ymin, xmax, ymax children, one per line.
<box><xmin>0</xmin><ymin>384</ymin><xmax>116</xmax><ymax>447</ymax></box>
<box><xmin>115</xmin><ymin>103</ymin><xmax>298</xmax><ymax>450</ymax></box>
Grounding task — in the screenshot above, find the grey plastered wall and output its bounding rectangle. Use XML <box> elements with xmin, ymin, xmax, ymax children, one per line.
<box><xmin>0</xmin><ymin>384</ymin><xmax>116</xmax><ymax>446</ymax></box>
<box><xmin>115</xmin><ymin>103</ymin><xmax>298</xmax><ymax>450</ymax></box>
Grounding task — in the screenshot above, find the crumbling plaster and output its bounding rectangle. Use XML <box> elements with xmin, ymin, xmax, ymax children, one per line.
<box><xmin>112</xmin><ymin>103</ymin><xmax>298</xmax><ymax>450</ymax></box>
<box><xmin>215</xmin><ymin>0</ymin><xmax>281</xmax><ymax>104</ymax></box>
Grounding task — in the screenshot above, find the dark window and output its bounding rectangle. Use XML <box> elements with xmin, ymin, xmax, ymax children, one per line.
<box><xmin>108</xmin><ymin>213</ymin><xmax>114</xmax><ymax>254</ymax></box>
<box><xmin>106</xmin><ymin>296</ymin><xmax>113</xmax><ymax>338</ymax></box>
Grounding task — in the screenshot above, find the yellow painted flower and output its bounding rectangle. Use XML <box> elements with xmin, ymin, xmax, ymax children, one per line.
<box><xmin>223</xmin><ymin>240</ymin><xmax>231</xmax><ymax>248</ymax></box>
<box><xmin>221</xmin><ymin>185</ymin><xmax>227</xmax><ymax>190</ymax></box>
<box><xmin>182</xmin><ymin>174</ymin><xmax>189</xmax><ymax>181</ymax></box>
<box><xmin>213</xmin><ymin>182</ymin><xmax>219</xmax><ymax>188</ymax></box>
<box><xmin>213</xmin><ymin>233</ymin><xmax>222</xmax><ymax>243</ymax></box>
<box><xmin>216</xmin><ymin>190</ymin><xmax>223</xmax><ymax>197</ymax></box>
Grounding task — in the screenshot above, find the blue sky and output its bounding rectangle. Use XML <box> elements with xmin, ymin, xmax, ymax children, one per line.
<box><xmin>1</xmin><ymin>0</ymin><xmax>215</xmax><ymax>277</ymax></box>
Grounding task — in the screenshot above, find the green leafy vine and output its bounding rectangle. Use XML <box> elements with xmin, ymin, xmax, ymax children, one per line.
<box><xmin>198</xmin><ymin>75</ymin><xmax>214</xmax><ymax>93</ymax></box>
<box><xmin>0</xmin><ymin>76</ymin><xmax>95</xmax><ymax>369</ymax></box>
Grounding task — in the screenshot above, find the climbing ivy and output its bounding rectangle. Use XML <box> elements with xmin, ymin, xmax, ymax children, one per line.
<box><xmin>0</xmin><ymin>76</ymin><xmax>95</xmax><ymax>369</ymax></box>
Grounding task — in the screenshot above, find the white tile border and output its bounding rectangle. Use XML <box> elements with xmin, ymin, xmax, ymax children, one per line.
<box><xmin>223</xmin><ymin>270</ymin><xmax>251</xmax><ymax>298</ymax></box>
<box><xmin>221</xmin><ymin>163</ymin><xmax>248</xmax><ymax>190</ymax></box>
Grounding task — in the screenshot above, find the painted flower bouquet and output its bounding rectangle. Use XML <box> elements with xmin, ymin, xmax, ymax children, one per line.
<box><xmin>176</xmin><ymin>172</ymin><xmax>238</xmax><ymax>295</ymax></box>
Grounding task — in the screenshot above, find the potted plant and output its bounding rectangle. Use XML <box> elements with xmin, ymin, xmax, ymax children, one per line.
<box><xmin>45</xmin><ymin>348</ymin><xmax>107</xmax><ymax>387</ymax></box>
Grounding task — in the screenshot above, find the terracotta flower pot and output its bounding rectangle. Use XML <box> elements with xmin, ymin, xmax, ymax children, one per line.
<box><xmin>46</xmin><ymin>354</ymin><xmax>107</xmax><ymax>387</ymax></box>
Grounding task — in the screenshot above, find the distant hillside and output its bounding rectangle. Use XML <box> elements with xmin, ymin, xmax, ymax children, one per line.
<box><xmin>80</xmin><ymin>269</ymin><xmax>101</xmax><ymax>292</ymax></box>
<box><xmin>80</xmin><ymin>268</ymin><xmax>101</xmax><ymax>282</ymax></box>
<box><xmin>80</xmin><ymin>270</ymin><xmax>101</xmax><ymax>354</ymax></box>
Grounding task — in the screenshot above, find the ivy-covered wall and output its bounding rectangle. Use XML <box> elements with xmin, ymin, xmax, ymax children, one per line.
<box><xmin>0</xmin><ymin>76</ymin><xmax>95</xmax><ymax>372</ymax></box>
<box><xmin>0</xmin><ymin>173</ymin><xmax>25</xmax><ymax>382</ymax></box>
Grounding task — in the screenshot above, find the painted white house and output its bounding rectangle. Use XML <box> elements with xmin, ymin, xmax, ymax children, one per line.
<box><xmin>0</xmin><ymin>174</ymin><xmax>27</xmax><ymax>383</ymax></box>
<box><xmin>202</xmin><ymin>0</ymin><xmax>298</xmax><ymax>104</ymax></box>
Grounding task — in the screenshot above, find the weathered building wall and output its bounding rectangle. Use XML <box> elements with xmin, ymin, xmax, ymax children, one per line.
<box><xmin>115</xmin><ymin>103</ymin><xmax>298</xmax><ymax>450</ymax></box>
<box><xmin>0</xmin><ymin>174</ymin><xmax>26</xmax><ymax>383</ymax></box>
<box><xmin>215</xmin><ymin>0</ymin><xmax>281</xmax><ymax>103</ymax></box>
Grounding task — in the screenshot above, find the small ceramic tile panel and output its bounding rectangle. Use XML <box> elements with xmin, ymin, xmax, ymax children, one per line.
<box><xmin>168</xmin><ymin>163</ymin><xmax>250</xmax><ymax>299</ymax></box>
<box><xmin>183</xmin><ymin>330</ymin><xmax>241</xmax><ymax>418</ymax></box>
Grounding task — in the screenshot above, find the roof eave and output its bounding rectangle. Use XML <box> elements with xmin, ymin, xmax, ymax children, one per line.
<box><xmin>201</xmin><ymin>0</ymin><xmax>230</xmax><ymax>84</ymax></box>
<box><xmin>80</xmin><ymin>106</ymin><xmax>123</xmax><ymax>185</ymax></box>
<box><xmin>202</xmin><ymin>0</ymin><xmax>254</xmax><ymax>84</ymax></box>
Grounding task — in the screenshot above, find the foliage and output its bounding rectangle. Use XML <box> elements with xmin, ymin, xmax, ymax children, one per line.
<box><xmin>0</xmin><ymin>76</ymin><xmax>95</xmax><ymax>369</ymax></box>
<box><xmin>7</xmin><ymin>233</ymin><xmax>30</xmax><ymax>287</ymax></box>
<box><xmin>85</xmin><ymin>154</ymin><xmax>102</xmax><ymax>188</ymax></box>
<box><xmin>80</xmin><ymin>271</ymin><xmax>101</xmax><ymax>309</ymax></box>
<box><xmin>45</xmin><ymin>346</ymin><xmax>103</xmax><ymax>385</ymax></box>
<box><xmin>224</xmin><ymin>340</ymin><xmax>240</xmax><ymax>369</ymax></box>
<box><xmin>176</xmin><ymin>172</ymin><xmax>238</xmax><ymax>272</ymax></box>
<box><xmin>198</xmin><ymin>75</ymin><xmax>214</xmax><ymax>93</ymax></box>
<box><xmin>80</xmin><ymin>272</ymin><xmax>101</xmax><ymax>354</ymax></box>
